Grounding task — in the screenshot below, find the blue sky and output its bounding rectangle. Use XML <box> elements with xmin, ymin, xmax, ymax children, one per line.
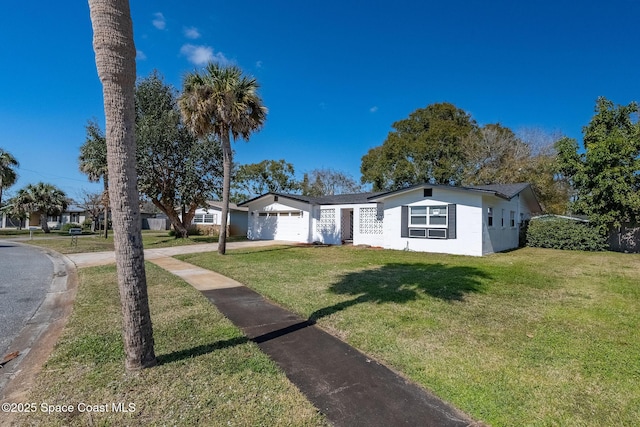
<box><xmin>1</xmin><ymin>1</ymin><xmax>639</xmax><ymax>201</ymax></box>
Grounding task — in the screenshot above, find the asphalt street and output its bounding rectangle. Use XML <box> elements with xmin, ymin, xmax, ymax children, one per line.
<box><xmin>0</xmin><ymin>242</ymin><xmax>53</xmax><ymax>358</ymax></box>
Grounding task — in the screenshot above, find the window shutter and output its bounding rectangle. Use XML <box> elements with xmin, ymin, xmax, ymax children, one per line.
<box><xmin>376</xmin><ymin>202</ymin><xmax>384</xmax><ymax>220</ymax></box>
<box><xmin>401</xmin><ymin>206</ymin><xmax>408</xmax><ymax>237</ymax></box>
<box><xmin>447</xmin><ymin>204</ymin><xmax>456</xmax><ymax>239</ymax></box>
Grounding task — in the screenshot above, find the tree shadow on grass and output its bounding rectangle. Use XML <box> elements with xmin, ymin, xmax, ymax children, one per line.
<box><xmin>157</xmin><ymin>336</ymin><xmax>249</xmax><ymax>365</ymax></box>
<box><xmin>309</xmin><ymin>262</ymin><xmax>490</xmax><ymax>322</ymax></box>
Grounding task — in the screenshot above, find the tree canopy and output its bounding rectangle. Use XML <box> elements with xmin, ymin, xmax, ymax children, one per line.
<box><xmin>301</xmin><ymin>168</ymin><xmax>362</xmax><ymax>196</ymax></box>
<box><xmin>361</xmin><ymin>103</ymin><xmax>476</xmax><ymax>189</ymax></box>
<box><xmin>557</xmin><ymin>97</ymin><xmax>640</xmax><ymax>229</ymax></box>
<box><xmin>9</xmin><ymin>182</ymin><xmax>67</xmax><ymax>233</ymax></box>
<box><xmin>0</xmin><ymin>148</ymin><xmax>19</xmax><ymax>207</ymax></box>
<box><xmin>179</xmin><ymin>62</ymin><xmax>267</xmax><ymax>254</ymax></box>
<box><xmin>135</xmin><ymin>72</ymin><xmax>224</xmax><ymax>237</ymax></box>
<box><xmin>232</xmin><ymin>159</ymin><xmax>298</xmax><ymax>202</ymax></box>
<box><xmin>361</xmin><ymin>102</ymin><xmax>570</xmax><ymax>213</ymax></box>
<box><xmin>80</xmin><ymin>73</ymin><xmax>226</xmax><ymax>238</ymax></box>
<box><xmin>79</xmin><ymin>119</ymin><xmax>110</xmax><ymax>237</ymax></box>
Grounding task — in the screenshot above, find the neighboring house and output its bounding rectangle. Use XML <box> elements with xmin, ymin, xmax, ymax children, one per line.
<box><xmin>0</xmin><ymin>212</ymin><xmax>25</xmax><ymax>229</ymax></box>
<box><xmin>26</xmin><ymin>204</ymin><xmax>87</xmax><ymax>230</ymax></box>
<box><xmin>239</xmin><ymin>183</ymin><xmax>542</xmax><ymax>256</ymax></box>
<box><xmin>190</xmin><ymin>201</ymin><xmax>249</xmax><ymax>236</ymax></box>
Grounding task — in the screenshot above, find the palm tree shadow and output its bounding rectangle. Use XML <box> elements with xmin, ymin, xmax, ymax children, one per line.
<box><xmin>309</xmin><ymin>262</ymin><xmax>490</xmax><ymax>322</ymax></box>
<box><xmin>157</xmin><ymin>336</ymin><xmax>249</xmax><ymax>365</ymax></box>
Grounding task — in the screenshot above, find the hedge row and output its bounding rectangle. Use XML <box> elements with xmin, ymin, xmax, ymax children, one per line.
<box><xmin>526</xmin><ymin>217</ymin><xmax>607</xmax><ymax>251</ymax></box>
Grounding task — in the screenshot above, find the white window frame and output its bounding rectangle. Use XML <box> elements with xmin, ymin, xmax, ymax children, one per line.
<box><xmin>409</xmin><ymin>205</ymin><xmax>448</xmax><ymax>228</ymax></box>
<box><xmin>487</xmin><ymin>207</ymin><xmax>494</xmax><ymax>227</ymax></box>
<box><xmin>193</xmin><ymin>212</ymin><xmax>217</xmax><ymax>224</ymax></box>
<box><xmin>510</xmin><ymin>211</ymin><xmax>516</xmax><ymax>228</ymax></box>
<box><xmin>428</xmin><ymin>206</ymin><xmax>448</xmax><ymax>228</ymax></box>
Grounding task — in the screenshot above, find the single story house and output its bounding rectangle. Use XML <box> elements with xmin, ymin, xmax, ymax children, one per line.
<box><xmin>239</xmin><ymin>183</ymin><xmax>542</xmax><ymax>256</ymax></box>
<box><xmin>190</xmin><ymin>201</ymin><xmax>249</xmax><ymax>236</ymax></box>
<box><xmin>25</xmin><ymin>204</ymin><xmax>88</xmax><ymax>230</ymax></box>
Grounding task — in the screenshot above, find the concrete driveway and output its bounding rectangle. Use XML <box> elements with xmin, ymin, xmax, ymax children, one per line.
<box><xmin>66</xmin><ymin>239</ymin><xmax>295</xmax><ymax>268</ymax></box>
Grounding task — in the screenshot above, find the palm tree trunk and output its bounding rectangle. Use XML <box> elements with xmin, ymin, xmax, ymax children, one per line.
<box><xmin>89</xmin><ymin>0</ymin><xmax>156</xmax><ymax>370</ymax></box>
<box><xmin>218</xmin><ymin>130</ymin><xmax>232</xmax><ymax>255</ymax></box>
<box><xmin>40</xmin><ymin>213</ymin><xmax>50</xmax><ymax>233</ymax></box>
<box><xmin>103</xmin><ymin>177</ymin><xmax>109</xmax><ymax>239</ymax></box>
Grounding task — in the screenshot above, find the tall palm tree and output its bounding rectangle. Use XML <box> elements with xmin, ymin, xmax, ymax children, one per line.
<box><xmin>179</xmin><ymin>63</ymin><xmax>267</xmax><ymax>254</ymax></box>
<box><xmin>88</xmin><ymin>0</ymin><xmax>156</xmax><ymax>370</ymax></box>
<box><xmin>0</xmin><ymin>148</ymin><xmax>19</xmax><ymax>208</ymax></box>
<box><xmin>79</xmin><ymin>119</ymin><xmax>110</xmax><ymax>238</ymax></box>
<box><xmin>13</xmin><ymin>182</ymin><xmax>67</xmax><ymax>233</ymax></box>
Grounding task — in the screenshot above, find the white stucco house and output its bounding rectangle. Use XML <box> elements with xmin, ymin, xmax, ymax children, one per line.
<box><xmin>239</xmin><ymin>183</ymin><xmax>542</xmax><ymax>256</ymax></box>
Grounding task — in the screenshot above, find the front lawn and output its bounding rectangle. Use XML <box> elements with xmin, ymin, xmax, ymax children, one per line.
<box><xmin>18</xmin><ymin>231</ymin><xmax>244</xmax><ymax>254</ymax></box>
<box><xmin>17</xmin><ymin>263</ymin><xmax>326</xmax><ymax>426</ymax></box>
<box><xmin>179</xmin><ymin>246</ymin><xmax>640</xmax><ymax>426</ymax></box>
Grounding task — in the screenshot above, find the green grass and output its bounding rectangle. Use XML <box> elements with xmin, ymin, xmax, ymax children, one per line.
<box><xmin>177</xmin><ymin>246</ymin><xmax>640</xmax><ymax>426</ymax></box>
<box><xmin>18</xmin><ymin>263</ymin><xmax>326</xmax><ymax>426</ymax></box>
<box><xmin>15</xmin><ymin>231</ymin><xmax>244</xmax><ymax>254</ymax></box>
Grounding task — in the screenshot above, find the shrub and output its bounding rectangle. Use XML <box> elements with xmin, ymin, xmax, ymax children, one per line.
<box><xmin>168</xmin><ymin>225</ymin><xmax>201</xmax><ymax>238</ymax></box>
<box><xmin>61</xmin><ymin>223</ymin><xmax>82</xmax><ymax>232</ymax></box>
<box><xmin>526</xmin><ymin>217</ymin><xmax>607</xmax><ymax>251</ymax></box>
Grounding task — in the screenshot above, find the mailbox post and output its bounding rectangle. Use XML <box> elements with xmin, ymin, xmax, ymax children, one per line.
<box><xmin>69</xmin><ymin>227</ymin><xmax>82</xmax><ymax>246</ymax></box>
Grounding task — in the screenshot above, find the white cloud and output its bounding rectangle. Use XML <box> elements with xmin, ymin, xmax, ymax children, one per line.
<box><xmin>136</xmin><ymin>50</ymin><xmax>147</xmax><ymax>60</ymax></box>
<box><xmin>152</xmin><ymin>12</ymin><xmax>166</xmax><ymax>30</ymax></box>
<box><xmin>180</xmin><ymin>44</ymin><xmax>229</xmax><ymax>66</ymax></box>
<box><xmin>184</xmin><ymin>26</ymin><xmax>201</xmax><ymax>39</ymax></box>
<box><xmin>369</xmin><ymin>106</ymin><xmax>379</xmax><ymax>113</ymax></box>
<box><xmin>256</xmin><ymin>60</ymin><xmax>263</xmax><ymax>68</ymax></box>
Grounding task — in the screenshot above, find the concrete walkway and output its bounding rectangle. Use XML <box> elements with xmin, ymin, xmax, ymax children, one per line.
<box><xmin>71</xmin><ymin>241</ymin><xmax>479</xmax><ymax>426</ymax></box>
<box><xmin>66</xmin><ymin>239</ymin><xmax>293</xmax><ymax>268</ymax></box>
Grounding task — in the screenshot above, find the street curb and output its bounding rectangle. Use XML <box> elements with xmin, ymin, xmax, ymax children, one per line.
<box><xmin>0</xmin><ymin>243</ymin><xmax>78</xmax><ymax>405</ymax></box>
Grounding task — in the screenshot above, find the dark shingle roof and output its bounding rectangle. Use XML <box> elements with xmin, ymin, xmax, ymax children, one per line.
<box><xmin>240</xmin><ymin>184</ymin><xmax>535</xmax><ymax>206</ymax></box>
<box><xmin>464</xmin><ymin>183</ymin><xmax>531</xmax><ymax>199</ymax></box>
<box><xmin>368</xmin><ymin>182</ymin><xmax>534</xmax><ymax>201</ymax></box>
<box><xmin>238</xmin><ymin>192</ymin><xmax>384</xmax><ymax>206</ymax></box>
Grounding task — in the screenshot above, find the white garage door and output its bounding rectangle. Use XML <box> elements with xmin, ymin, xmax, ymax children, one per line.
<box><xmin>252</xmin><ymin>211</ymin><xmax>305</xmax><ymax>241</ymax></box>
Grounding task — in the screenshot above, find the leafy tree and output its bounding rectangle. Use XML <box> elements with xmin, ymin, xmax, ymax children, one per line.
<box><xmin>232</xmin><ymin>159</ymin><xmax>298</xmax><ymax>202</ymax></box>
<box><xmin>0</xmin><ymin>148</ymin><xmax>19</xmax><ymax>208</ymax></box>
<box><xmin>77</xmin><ymin>189</ymin><xmax>105</xmax><ymax>232</ymax></box>
<box><xmin>301</xmin><ymin>168</ymin><xmax>362</xmax><ymax>196</ymax></box>
<box><xmin>1</xmin><ymin>189</ymin><xmax>29</xmax><ymax>229</ymax></box>
<box><xmin>89</xmin><ymin>0</ymin><xmax>156</xmax><ymax>370</ymax></box>
<box><xmin>462</xmin><ymin>125</ymin><xmax>569</xmax><ymax>213</ymax></box>
<box><xmin>179</xmin><ymin>62</ymin><xmax>267</xmax><ymax>255</ymax></box>
<box><xmin>361</xmin><ymin>102</ymin><xmax>477</xmax><ymax>190</ymax></box>
<box><xmin>135</xmin><ymin>72</ymin><xmax>224</xmax><ymax>238</ymax></box>
<box><xmin>10</xmin><ymin>182</ymin><xmax>67</xmax><ymax>233</ymax></box>
<box><xmin>514</xmin><ymin>128</ymin><xmax>571</xmax><ymax>214</ymax></box>
<box><xmin>556</xmin><ymin>97</ymin><xmax>640</xmax><ymax>229</ymax></box>
<box><xmin>79</xmin><ymin>119</ymin><xmax>110</xmax><ymax>237</ymax></box>
<box><xmin>462</xmin><ymin>124</ymin><xmax>530</xmax><ymax>185</ymax></box>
